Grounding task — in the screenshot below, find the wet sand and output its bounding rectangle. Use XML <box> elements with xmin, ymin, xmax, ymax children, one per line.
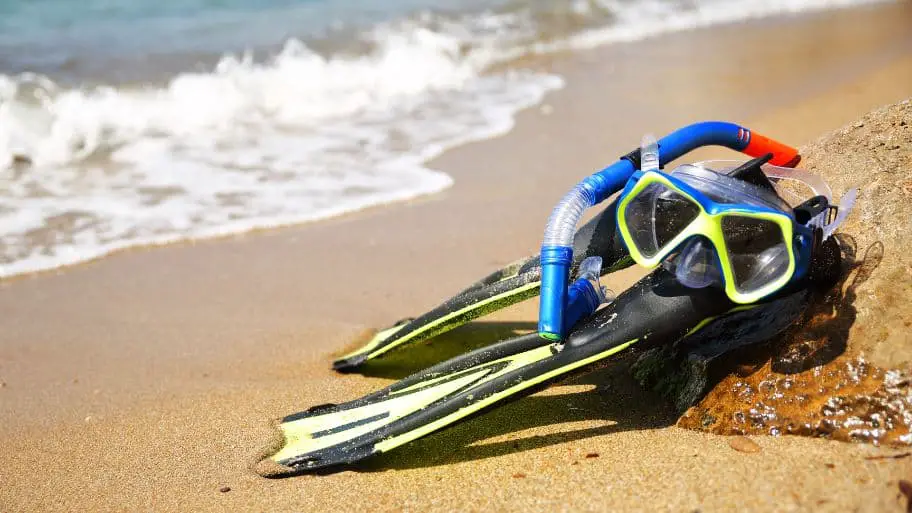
<box><xmin>3</xmin><ymin>2</ymin><xmax>912</xmax><ymax>511</ymax></box>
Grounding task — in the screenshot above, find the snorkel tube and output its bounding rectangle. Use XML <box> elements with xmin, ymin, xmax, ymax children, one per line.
<box><xmin>538</xmin><ymin>121</ymin><xmax>801</xmax><ymax>341</ymax></box>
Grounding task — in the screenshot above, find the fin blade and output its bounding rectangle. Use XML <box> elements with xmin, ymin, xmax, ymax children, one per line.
<box><xmin>273</xmin><ymin>343</ymin><xmax>554</xmax><ymax>469</ymax></box>
<box><xmin>267</xmin><ymin>335</ymin><xmax>638</xmax><ymax>473</ymax></box>
<box><xmin>332</xmin><ymin>201</ymin><xmax>635</xmax><ymax>370</ymax></box>
<box><xmin>331</xmin><ymin>275</ymin><xmax>540</xmax><ymax>370</ymax></box>
<box><xmin>273</xmin><ymin>364</ymin><xmax>505</xmax><ymax>462</ymax></box>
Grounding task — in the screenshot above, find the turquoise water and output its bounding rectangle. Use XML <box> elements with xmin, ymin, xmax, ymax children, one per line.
<box><xmin>0</xmin><ymin>0</ymin><xmax>504</xmax><ymax>82</ymax></box>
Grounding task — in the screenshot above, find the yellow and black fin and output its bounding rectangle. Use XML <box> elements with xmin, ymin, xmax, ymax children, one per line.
<box><xmin>333</xmin><ymin>206</ymin><xmax>633</xmax><ymax>371</ymax></box>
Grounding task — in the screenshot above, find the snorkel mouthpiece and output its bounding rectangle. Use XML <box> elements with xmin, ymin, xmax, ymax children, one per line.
<box><xmin>563</xmin><ymin>257</ymin><xmax>613</xmax><ymax>334</ymax></box>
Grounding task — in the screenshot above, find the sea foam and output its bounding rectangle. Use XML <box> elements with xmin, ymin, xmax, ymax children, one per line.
<box><xmin>0</xmin><ymin>22</ymin><xmax>562</xmax><ymax>278</ymax></box>
<box><xmin>0</xmin><ymin>0</ymin><xmax>889</xmax><ymax>278</ymax></box>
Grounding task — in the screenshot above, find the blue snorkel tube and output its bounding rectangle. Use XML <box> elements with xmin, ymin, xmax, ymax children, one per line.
<box><xmin>538</xmin><ymin>121</ymin><xmax>800</xmax><ymax>341</ymax></box>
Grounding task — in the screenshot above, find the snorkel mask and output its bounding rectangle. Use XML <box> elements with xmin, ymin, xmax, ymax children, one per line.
<box><xmin>537</xmin><ymin>122</ymin><xmax>856</xmax><ymax>341</ymax></box>
<box><xmin>617</xmin><ymin>135</ymin><xmax>857</xmax><ymax>304</ymax></box>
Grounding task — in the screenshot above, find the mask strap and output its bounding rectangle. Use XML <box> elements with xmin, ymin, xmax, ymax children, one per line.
<box><xmin>808</xmin><ymin>188</ymin><xmax>858</xmax><ymax>239</ymax></box>
<box><xmin>761</xmin><ymin>166</ymin><xmax>834</xmax><ymax>203</ymax></box>
<box><xmin>641</xmin><ymin>134</ymin><xmax>660</xmax><ymax>173</ymax></box>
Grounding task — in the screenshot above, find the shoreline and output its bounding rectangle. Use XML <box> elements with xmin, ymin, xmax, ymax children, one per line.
<box><xmin>3</xmin><ymin>1</ymin><xmax>904</xmax><ymax>284</ymax></box>
<box><xmin>3</xmin><ymin>2</ymin><xmax>912</xmax><ymax>511</ymax></box>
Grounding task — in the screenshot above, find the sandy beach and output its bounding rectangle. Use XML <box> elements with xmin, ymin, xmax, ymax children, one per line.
<box><xmin>3</xmin><ymin>2</ymin><xmax>912</xmax><ymax>511</ymax></box>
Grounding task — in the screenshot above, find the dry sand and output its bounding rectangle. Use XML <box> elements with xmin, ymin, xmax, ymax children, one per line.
<box><xmin>3</xmin><ymin>2</ymin><xmax>912</xmax><ymax>511</ymax></box>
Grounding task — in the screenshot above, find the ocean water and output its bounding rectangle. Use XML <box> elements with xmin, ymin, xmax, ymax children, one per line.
<box><xmin>0</xmin><ymin>0</ymin><xmax>886</xmax><ymax>278</ymax></box>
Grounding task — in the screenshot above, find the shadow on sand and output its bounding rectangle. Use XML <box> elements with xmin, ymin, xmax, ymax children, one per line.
<box><xmin>771</xmin><ymin>236</ymin><xmax>882</xmax><ymax>374</ymax></box>
<box><xmin>689</xmin><ymin>236</ymin><xmax>882</xmax><ymax>389</ymax></box>
<box><xmin>352</xmin><ymin>321</ymin><xmax>539</xmax><ymax>380</ymax></box>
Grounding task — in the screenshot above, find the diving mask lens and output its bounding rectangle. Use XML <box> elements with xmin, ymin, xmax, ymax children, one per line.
<box><xmin>624</xmin><ymin>182</ymin><xmax>700</xmax><ymax>258</ymax></box>
<box><xmin>720</xmin><ymin>215</ymin><xmax>790</xmax><ymax>293</ymax></box>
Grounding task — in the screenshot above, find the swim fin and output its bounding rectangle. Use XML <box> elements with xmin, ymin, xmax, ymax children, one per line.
<box><xmin>332</xmin><ymin>204</ymin><xmax>632</xmax><ymax>371</ymax></box>
<box><xmin>262</xmin><ymin>266</ymin><xmax>815</xmax><ymax>476</ymax></box>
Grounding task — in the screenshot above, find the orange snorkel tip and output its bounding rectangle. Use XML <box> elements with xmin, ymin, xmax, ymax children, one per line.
<box><xmin>744</xmin><ymin>131</ymin><xmax>801</xmax><ymax>167</ymax></box>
